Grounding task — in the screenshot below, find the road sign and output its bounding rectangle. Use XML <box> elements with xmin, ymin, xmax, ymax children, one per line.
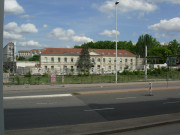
<box><xmin>51</xmin><ymin>75</ymin><xmax>56</xmax><ymax>83</ymax></box>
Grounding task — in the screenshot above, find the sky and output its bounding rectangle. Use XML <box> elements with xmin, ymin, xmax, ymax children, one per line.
<box><xmin>3</xmin><ymin>0</ymin><xmax>180</xmax><ymax>51</ymax></box>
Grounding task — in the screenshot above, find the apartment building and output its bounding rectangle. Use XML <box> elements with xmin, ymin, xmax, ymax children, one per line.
<box><xmin>40</xmin><ymin>48</ymin><xmax>137</xmax><ymax>75</ymax></box>
<box><xmin>3</xmin><ymin>42</ymin><xmax>16</xmax><ymax>62</ymax></box>
<box><xmin>18</xmin><ymin>49</ymin><xmax>43</xmax><ymax>58</ymax></box>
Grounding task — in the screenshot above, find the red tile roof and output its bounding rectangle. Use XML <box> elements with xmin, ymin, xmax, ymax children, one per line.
<box><xmin>18</xmin><ymin>50</ymin><xmax>30</xmax><ymax>53</ymax></box>
<box><xmin>41</xmin><ymin>48</ymin><xmax>136</xmax><ymax>56</ymax></box>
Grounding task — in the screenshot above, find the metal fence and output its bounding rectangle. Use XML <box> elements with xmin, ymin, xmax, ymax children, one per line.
<box><xmin>5</xmin><ymin>74</ymin><xmax>180</xmax><ymax>85</ymax></box>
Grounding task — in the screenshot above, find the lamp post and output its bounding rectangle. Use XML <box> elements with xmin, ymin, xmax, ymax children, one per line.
<box><xmin>115</xmin><ymin>1</ymin><xmax>119</xmax><ymax>84</ymax></box>
<box><xmin>0</xmin><ymin>0</ymin><xmax>5</xmax><ymax>134</ymax></box>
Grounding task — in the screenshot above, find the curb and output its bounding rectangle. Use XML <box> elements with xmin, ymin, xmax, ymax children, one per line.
<box><xmin>3</xmin><ymin>81</ymin><xmax>180</xmax><ymax>92</ymax></box>
<box><xmin>85</xmin><ymin>119</ymin><xmax>180</xmax><ymax>135</ymax></box>
<box><xmin>73</xmin><ymin>86</ymin><xmax>180</xmax><ymax>95</ymax></box>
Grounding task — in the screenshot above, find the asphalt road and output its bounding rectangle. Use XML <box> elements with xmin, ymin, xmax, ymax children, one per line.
<box><xmin>110</xmin><ymin>123</ymin><xmax>180</xmax><ymax>135</ymax></box>
<box><xmin>4</xmin><ymin>86</ymin><xmax>180</xmax><ymax>131</ymax></box>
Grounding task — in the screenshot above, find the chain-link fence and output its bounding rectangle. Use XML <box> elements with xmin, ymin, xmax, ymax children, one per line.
<box><xmin>5</xmin><ymin>74</ymin><xmax>180</xmax><ymax>85</ymax></box>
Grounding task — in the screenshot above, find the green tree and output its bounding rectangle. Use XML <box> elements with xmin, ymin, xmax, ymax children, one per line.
<box><xmin>168</xmin><ymin>39</ymin><xmax>180</xmax><ymax>55</ymax></box>
<box><xmin>148</xmin><ymin>46</ymin><xmax>172</xmax><ymax>64</ymax></box>
<box><xmin>136</xmin><ymin>34</ymin><xmax>160</xmax><ymax>57</ymax></box>
<box><xmin>17</xmin><ymin>56</ymin><xmax>26</xmax><ymax>61</ymax></box>
<box><xmin>74</xmin><ymin>40</ymin><xmax>136</xmax><ymax>54</ymax></box>
<box><xmin>28</xmin><ymin>55</ymin><xmax>40</xmax><ymax>61</ymax></box>
<box><xmin>76</xmin><ymin>45</ymin><xmax>92</xmax><ymax>74</ymax></box>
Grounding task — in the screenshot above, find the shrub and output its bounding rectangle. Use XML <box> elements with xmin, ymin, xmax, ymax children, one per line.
<box><xmin>25</xmin><ymin>71</ymin><xmax>32</xmax><ymax>77</ymax></box>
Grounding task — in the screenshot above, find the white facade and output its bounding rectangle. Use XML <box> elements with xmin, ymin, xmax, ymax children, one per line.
<box><xmin>40</xmin><ymin>48</ymin><xmax>137</xmax><ymax>75</ymax></box>
<box><xmin>3</xmin><ymin>42</ymin><xmax>16</xmax><ymax>62</ymax></box>
<box><xmin>18</xmin><ymin>49</ymin><xmax>43</xmax><ymax>58</ymax></box>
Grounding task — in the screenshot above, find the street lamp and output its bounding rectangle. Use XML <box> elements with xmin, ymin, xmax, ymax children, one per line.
<box><xmin>115</xmin><ymin>1</ymin><xmax>119</xmax><ymax>84</ymax></box>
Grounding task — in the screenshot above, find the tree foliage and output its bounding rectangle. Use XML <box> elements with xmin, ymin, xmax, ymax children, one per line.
<box><xmin>76</xmin><ymin>45</ymin><xmax>92</xmax><ymax>73</ymax></box>
<box><xmin>168</xmin><ymin>39</ymin><xmax>180</xmax><ymax>55</ymax></box>
<box><xmin>28</xmin><ymin>55</ymin><xmax>40</xmax><ymax>61</ymax></box>
<box><xmin>74</xmin><ymin>40</ymin><xmax>136</xmax><ymax>54</ymax></box>
<box><xmin>136</xmin><ymin>34</ymin><xmax>160</xmax><ymax>57</ymax></box>
<box><xmin>148</xmin><ymin>46</ymin><xmax>172</xmax><ymax>64</ymax></box>
<box><xmin>17</xmin><ymin>56</ymin><xmax>26</xmax><ymax>61</ymax></box>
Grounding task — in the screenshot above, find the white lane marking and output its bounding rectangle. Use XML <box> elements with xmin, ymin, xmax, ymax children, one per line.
<box><xmin>163</xmin><ymin>101</ymin><xmax>180</xmax><ymax>104</ymax></box>
<box><xmin>116</xmin><ymin>97</ymin><xmax>136</xmax><ymax>100</ymax></box>
<box><xmin>4</xmin><ymin>94</ymin><xmax>72</xmax><ymax>100</ymax></box>
<box><xmin>36</xmin><ymin>102</ymin><xmax>58</xmax><ymax>105</ymax></box>
<box><xmin>84</xmin><ymin>108</ymin><xmax>115</xmax><ymax>112</ymax></box>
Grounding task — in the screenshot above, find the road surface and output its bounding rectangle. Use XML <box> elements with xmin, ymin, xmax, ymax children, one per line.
<box><xmin>4</xmin><ymin>86</ymin><xmax>180</xmax><ymax>130</ymax></box>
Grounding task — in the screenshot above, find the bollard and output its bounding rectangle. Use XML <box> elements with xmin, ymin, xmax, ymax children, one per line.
<box><xmin>149</xmin><ymin>82</ymin><xmax>153</xmax><ymax>96</ymax></box>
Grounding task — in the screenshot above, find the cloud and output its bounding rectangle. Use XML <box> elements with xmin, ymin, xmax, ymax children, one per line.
<box><xmin>20</xmin><ymin>14</ymin><xmax>30</xmax><ymax>19</ymax></box>
<box><xmin>49</xmin><ymin>27</ymin><xmax>93</xmax><ymax>44</ymax></box>
<box><xmin>5</xmin><ymin>0</ymin><xmax>24</xmax><ymax>14</ymax></box>
<box><xmin>18</xmin><ymin>40</ymin><xmax>48</xmax><ymax>47</ymax></box>
<box><xmin>148</xmin><ymin>17</ymin><xmax>180</xmax><ymax>32</ymax></box>
<box><xmin>3</xmin><ymin>31</ymin><xmax>24</xmax><ymax>40</ymax></box>
<box><xmin>43</xmin><ymin>24</ymin><xmax>48</xmax><ymax>28</ymax></box>
<box><xmin>72</xmin><ymin>36</ymin><xmax>93</xmax><ymax>43</ymax></box>
<box><xmin>4</xmin><ymin>22</ymin><xmax>38</xmax><ymax>40</ymax></box>
<box><xmin>49</xmin><ymin>28</ymin><xmax>74</xmax><ymax>41</ymax></box>
<box><xmin>148</xmin><ymin>0</ymin><xmax>180</xmax><ymax>4</ymax></box>
<box><xmin>96</xmin><ymin>0</ymin><xmax>157</xmax><ymax>16</ymax></box>
<box><xmin>99</xmin><ymin>30</ymin><xmax>120</xmax><ymax>37</ymax></box>
<box><xmin>4</xmin><ymin>22</ymin><xmax>38</xmax><ymax>33</ymax></box>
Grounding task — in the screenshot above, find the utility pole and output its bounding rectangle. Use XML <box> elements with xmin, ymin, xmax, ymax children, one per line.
<box><xmin>166</xmin><ymin>54</ymin><xmax>169</xmax><ymax>87</ymax></box>
<box><xmin>13</xmin><ymin>44</ymin><xmax>15</xmax><ymax>83</ymax></box>
<box><xmin>0</xmin><ymin>0</ymin><xmax>5</xmax><ymax>134</ymax></box>
<box><xmin>115</xmin><ymin>1</ymin><xmax>119</xmax><ymax>84</ymax></box>
<box><xmin>145</xmin><ymin>45</ymin><xmax>147</xmax><ymax>81</ymax></box>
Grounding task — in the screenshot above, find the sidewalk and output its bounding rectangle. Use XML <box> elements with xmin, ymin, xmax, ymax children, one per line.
<box><xmin>5</xmin><ymin>112</ymin><xmax>180</xmax><ymax>135</ymax></box>
<box><xmin>3</xmin><ymin>80</ymin><xmax>180</xmax><ymax>91</ymax></box>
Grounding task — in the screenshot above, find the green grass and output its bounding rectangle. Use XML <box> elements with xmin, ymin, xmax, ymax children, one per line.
<box><xmin>6</xmin><ymin>74</ymin><xmax>180</xmax><ymax>85</ymax></box>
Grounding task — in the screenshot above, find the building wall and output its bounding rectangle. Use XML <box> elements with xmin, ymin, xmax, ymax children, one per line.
<box><xmin>16</xmin><ymin>61</ymin><xmax>39</xmax><ymax>68</ymax></box>
<box><xmin>18</xmin><ymin>52</ymin><xmax>31</xmax><ymax>58</ymax></box>
<box><xmin>3</xmin><ymin>42</ymin><xmax>16</xmax><ymax>62</ymax></box>
<box><xmin>40</xmin><ymin>54</ymin><xmax>137</xmax><ymax>75</ymax></box>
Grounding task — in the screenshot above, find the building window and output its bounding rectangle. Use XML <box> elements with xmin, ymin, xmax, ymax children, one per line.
<box><xmin>98</xmin><ymin>58</ymin><xmax>100</xmax><ymax>62</ymax></box>
<box><xmin>103</xmin><ymin>58</ymin><xmax>105</xmax><ymax>63</ymax></box>
<box><xmin>64</xmin><ymin>57</ymin><xmax>67</xmax><ymax>63</ymax></box>
<box><xmin>120</xmin><ymin>66</ymin><xmax>122</xmax><ymax>70</ymax></box>
<box><xmin>92</xmin><ymin>58</ymin><xmax>95</xmax><ymax>63</ymax></box>
<box><xmin>51</xmin><ymin>66</ymin><xmax>54</xmax><ymax>70</ymax></box>
<box><xmin>114</xmin><ymin>58</ymin><xmax>116</xmax><ymax>62</ymax></box>
<box><xmin>45</xmin><ymin>66</ymin><xmax>47</xmax><ymax>70</ymax></box>
<box><xmin>120</xmin><ymin>58</ymin><xmax>122</xmax><ymax>62</ymax></box>
<box><xmin>71</xmin><ymin>58</ymin><xmax>74</xmax><ymax>63</ymax></box>
<box><xmin>125</xmin><ymin>59</ymin><xmax>128</xmax><ymax>63</ymax></box>
<box><xmin>131</xmin><ymin>59</ymin><xmax>133</xmax><ymax>63</ymax></box>
<box><xmin>109</xmin><ymin>66</ymin><xmax>111</xmax><ymax>70</ymax></box>
<box><xmin>51</xmin><ymin>57</ymin><xmax>54</xmax><ymax>62</ymax></box>
<box><xmin>58</xmin><ymin>58</ymin><xmax>61</xmax><ymax>62</ymax></box>
<box><xmin>64</xmin><ymin>66</ymin><xmax>67</xmax><ymax>72</ymax></box>
<box><xmin>109</xmin><ymin>58</ymin><xmax>111</xmax><ymax>63</ymax></box>
<box><xmin>45</xmin><ymin>57</ymin><xmax>48</xmax><ymax>62</ymax></box>
<box><xmin>97</xmin><ymin>65</ymin><xmax>100</xmax><ymax>72</ymax></box>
